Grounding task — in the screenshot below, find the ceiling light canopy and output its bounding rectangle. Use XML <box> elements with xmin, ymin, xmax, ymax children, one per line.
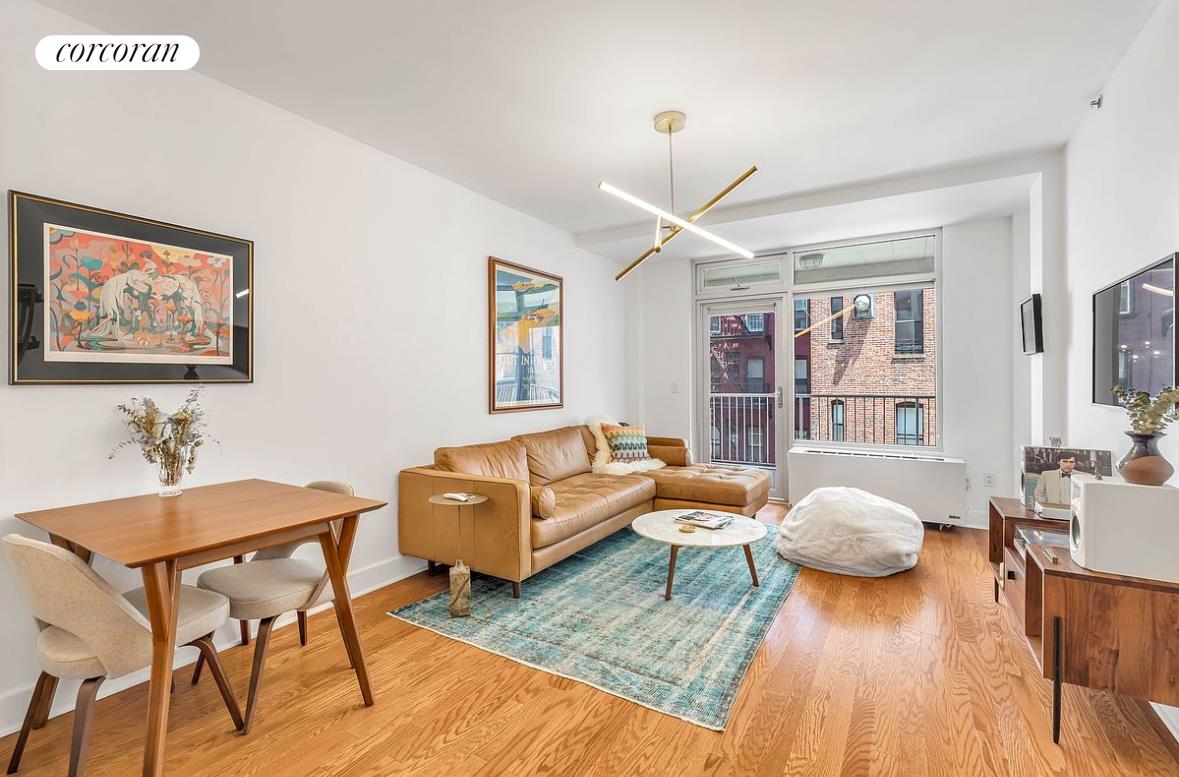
<box><xmin>601</xmin><ymin>111</ymin><xmax>757</xmax><ymax>281</ymax></box>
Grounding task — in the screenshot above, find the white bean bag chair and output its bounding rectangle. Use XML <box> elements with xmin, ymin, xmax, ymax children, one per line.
<box><xmin>776</xmin><ymin>486</ymin><xmax>923</xmax><ymax>577</ymax></box>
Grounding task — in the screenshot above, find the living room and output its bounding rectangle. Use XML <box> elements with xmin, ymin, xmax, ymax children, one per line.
<box><xmin>1</xmin><ymin>1</ymin><xmax>1178</xmax><ymax>775</ymax></box>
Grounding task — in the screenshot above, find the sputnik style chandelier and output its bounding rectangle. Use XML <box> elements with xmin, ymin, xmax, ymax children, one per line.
<box><xmin>600</xmin><ymin>111</ymin><xmax>757</xmax><ymax>281</ymax></box>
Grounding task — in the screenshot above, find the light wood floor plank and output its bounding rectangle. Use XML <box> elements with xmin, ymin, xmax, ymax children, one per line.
<box><xmin>2</xmin><ymin>505</ymin><xmax>1176</xmax><ymax>776</ymax></box>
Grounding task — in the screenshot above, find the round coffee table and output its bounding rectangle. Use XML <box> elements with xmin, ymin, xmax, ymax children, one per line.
<box><xmin>632</xmin><ymin>509</ymin><xmax>768</xmax><ymax>600</ymax></box>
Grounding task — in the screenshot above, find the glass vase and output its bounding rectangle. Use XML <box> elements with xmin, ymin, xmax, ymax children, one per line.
<box><xmin>1117</xmin><ymin>431</ymin><xmax>1173</xmax><ymax>486</ymax></box>
<box><xmin>157</xmin><ymin>455</ymin><xmax>186</xmax><ymax>498</ymax></box>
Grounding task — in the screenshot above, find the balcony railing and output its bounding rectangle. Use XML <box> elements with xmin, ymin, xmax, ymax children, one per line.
<box><xmin>708</xmin><ymin>393</ymin><xmax>776</xmax><ymax>467</ymax></box>
<box><xmin>796</xmin><ymin>393</ymin><xmax>936</xmax><ymax>446</ymax></box>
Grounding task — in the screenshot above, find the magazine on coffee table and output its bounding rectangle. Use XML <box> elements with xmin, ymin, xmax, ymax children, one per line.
<box><xmin>674</xmin><ymin>511</ymin><xmax>734</xmax><ymax>530</ymax></box>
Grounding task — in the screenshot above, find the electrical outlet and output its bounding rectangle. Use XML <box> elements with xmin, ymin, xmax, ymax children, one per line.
<box><xmin>983</xmin><ymin>472</ymin><xmax>996</xmax><ymax>488</ymax></box>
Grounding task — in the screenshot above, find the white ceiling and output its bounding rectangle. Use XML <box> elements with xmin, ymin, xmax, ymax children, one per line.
<box><xmin>36</xmin><ymin>0</ymin><xmax>1159</xmax><ymax>244</ymax></box>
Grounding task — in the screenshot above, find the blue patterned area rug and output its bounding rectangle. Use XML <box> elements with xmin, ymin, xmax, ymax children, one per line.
<box><xmin>389</xmin><ymin>524</ymin><xmax>799</xmax><ymax>730</ymax></box>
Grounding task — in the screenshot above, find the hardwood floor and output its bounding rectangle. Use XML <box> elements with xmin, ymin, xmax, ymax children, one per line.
<box><xmin>4</xmin><ymin>505</ymin><xmax>1177</xmax><ymax>776</ymax></box>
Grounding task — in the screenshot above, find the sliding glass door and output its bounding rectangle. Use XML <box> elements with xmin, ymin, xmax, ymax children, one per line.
<box><xmin>699</xmin><ymin>299</ymin><xmax>785</xmax><ymax>498</ymax></box>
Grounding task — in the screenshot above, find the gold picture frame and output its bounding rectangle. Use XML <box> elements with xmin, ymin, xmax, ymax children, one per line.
<box><xmin>488</xmin><ymin>257</ymin><xmax>563</xmax><ymax>413</ymax></box>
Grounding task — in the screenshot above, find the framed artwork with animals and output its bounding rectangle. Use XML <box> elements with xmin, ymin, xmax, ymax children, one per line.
<box><xmin>8</xmin><ymin>191</ymin><xmax>252</xmax><ymax>384</ymax></box>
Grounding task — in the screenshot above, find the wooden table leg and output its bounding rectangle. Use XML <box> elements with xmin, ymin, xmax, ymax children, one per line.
<box><xmin>318</xmin><ymin>517</ymin><xmax>373</xmax><ymax>706</ymax></box>
<box><xmin>743</xmin><ymin>544</ymin><xmax>760</xmax><ymax>587</ymax></box>
<box><xmin>140</xmin><ymin>560</ymin><xmax>181</xmax><ymax>776</ymax></box>
<box><xmin>664</xmin><ymin>545</ymin><xmax>680</xmax><ymax>601</ymax></box>
<box><xmin>1052</xmin><ymin>615</ymin><xmax>1063</xmax><ymax>744</ymax></box>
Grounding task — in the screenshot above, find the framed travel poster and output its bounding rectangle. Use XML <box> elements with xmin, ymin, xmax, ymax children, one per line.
<box><xmin>488</xmin><ymin>257</ymin><xmax>563</xmax><ymax>413</ymax></box>
<box><xmin>9</xmin><ymin>191</ymin><xmax>252</xmax><ymax>384</ymax></box>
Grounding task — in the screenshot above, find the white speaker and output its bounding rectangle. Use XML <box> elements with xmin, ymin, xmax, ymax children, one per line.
<box><xmin>1069</xmin><ymin>475</ymin><xmax>1179</xmax><ymax>583</ymax></box>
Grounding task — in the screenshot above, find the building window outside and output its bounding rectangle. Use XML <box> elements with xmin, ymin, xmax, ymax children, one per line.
<box><xmin>1117</xmin><ymin>349</ymin><xmax>1133</xmax><ymax>390</ymax></box>
<box><xmin>794</xmin><ymin>298</ymin><xmax>809</xmax><ymax>331</ymax></box>
<box><xmin>746</xmin><ymin>312</ymin><xmax>765</xmax><ymax>333</ymax></box>
<box><xmin>747</xmin><ymin>357</ymin><xmax>765</xmax><ymax>393</ymax></box>
<box><xmin>831</xmin><ymin>399</ymin><xmax>845</xmax><ymax>442</ymax></box>
<box><xmin>896</xmin><ymin>402</ymin><xmax>924</xmax><ymax>445</ymax></box>
<box><xmin>830</xmin><ymin>296</ymin><xmax>844</xmax><ymax>340</ymax></box>
<box><xmin>1119</xmin><ymin>281</ymin><xmax>1134</xmax><ymax>315</ymax></box>
<box><xmin>710</xmin><ymin>315</ymin><xmax>722</xmax><ymax>335</ymax></box>
<box><xmin>711</xmin><ymin>425</ymin><xmax>721</xmax><ymax>459</ymax></box>
<box><xmin>747</xmin><ymin>426</ymin><xmax>764</xmax><ymax>462</ymax></box>
<box><xmin>794</xmin><ymin>357</ymin><xmax>809</xmax><ymax>396</ymax></box>
<box><xmin>894</xmin><ymin>289</ymin><xmax>924</xmax><ymax>354</ymax></box>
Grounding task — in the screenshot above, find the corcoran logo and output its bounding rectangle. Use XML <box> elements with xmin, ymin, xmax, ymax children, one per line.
<box><xmin>35</xmin><ymin>35</ymin><xmax>200</xmax><ymax>70</ymax></box>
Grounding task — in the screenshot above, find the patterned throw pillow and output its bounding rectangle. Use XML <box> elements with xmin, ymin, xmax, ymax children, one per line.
<box><xmin>598</xmin><ymin>424</ymin><xmax>666</xmax><ymax>474</ymax></box>
<box><xmin>602</xmin><ymin>424</ymin><xmax>650</xmax><ymax>463</ymax></box>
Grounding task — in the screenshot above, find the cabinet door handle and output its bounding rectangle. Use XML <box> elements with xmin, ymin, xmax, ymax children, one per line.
<box><xmin>1007</xmin><ymin>569</ymin><xmax>1017</xmax><ymax>580</ymax></box>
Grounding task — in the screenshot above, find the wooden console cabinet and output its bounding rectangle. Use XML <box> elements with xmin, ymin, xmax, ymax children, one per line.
<box><xmin>988</xmin><ymin>496</ymin><xmax>1179</xmax><ymax>748</ymax></box>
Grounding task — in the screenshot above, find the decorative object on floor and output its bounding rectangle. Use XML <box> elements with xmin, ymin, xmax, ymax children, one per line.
<box><xmin>1019</xmin><ymin>446</ymin><xmax>1113</xmax><ymax>505</ymax></box>
<box><xmin>488</xmin><ymin>257</ymin><xmax>562</xmax><ymax>413</ymax></box>
<box><xmin>110</xmin><ymin>387</ymin><xmax>213</xmax><ymax>497</ymax></box>
<box><xmin>1092</xmin><ymin>253</ymin><xmax>1175</xmax><ymax>406</ymax></box>
<box><xmin>1112</xmin><ymin>386</ymin><xmax>1179</xmax><ymax>485</ymax></box>
<box><xmin>777</xmin><ymin>486</ymin><xmax>923</xmax><ymax>577</ymax></box>
<box><xmin>602</xmin><ymin>111</ymin><xmax>758</xmax><ymax>281</ymax></box>
<box><xmin>391</xmin><ymin>525</ymin><xmax>797</xmax><ymax>730</ymax></box>
<box><xmin>598</xmin><ymin>423</ymin><xmax>666</xmax><ymax>474</ymax></box>
<box><xmin>632</xmin><ymin>510</ymin><xmax>765</xmax><ymax>601</ymax></box>
<box><xmin>8</xmin><ymin>191</ymin><xmax>253</xmax><ymax>384</ymax></box>
<box><xmin>427</xmin><ymin>492</ymin><xmax>488</xmax><ymax>617</ymax></box>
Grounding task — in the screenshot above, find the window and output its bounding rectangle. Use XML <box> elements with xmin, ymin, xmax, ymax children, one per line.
<box><xmin>794</xmin><ymin>357</ymin><xmax>809</xmax><ymax>396</ymax></box>
<box><xmin>745</xmin><ymin>313</ymin><xmax>765</xmax><ymax>333</ymax></box>
<box><xmin>895</xmin><ymin>402</ymin><xmax>924</xmax><ymax>445</ymax></box>
<box><xmin>710</xmin><ymin>315</ymin><xmax>721</xmax><ymax>335</ymax></box>
<box><xmin>1119</xmin><ymin>281</ymin><xmax>1134</xmax><ymax>315</ymax></box>
<box><xmin>747</xmin><ymin>426</ymin><xmax>764</xmax><ymax>462</ymax></box>
<box><xmin>711</xmin><ymin>426</ymin><xmax>721</xmax><ymax>458</ymax></box>
<box><xmin>794</xmin><ymin>298</ymin><xmax>809</xmax><ymax>331</ymax></box>
<box><xmin>747</xmin><ymin>357</ymin><xmax>764</xmax><ymax>392</ymax></box>
<box><xmin>793</xmin><ymin>284</ymin><xmax>938</xmax><ymax>448</ymax></box>
<box><xmin>830</xmin><ymin>400</ymin><xmax>845</xmax><ymax>442</ymax></box>
<box><xmin>793</xmin><ymin>234</ymin><xmax>935</xmax><ymax>285</ymax></box>
<box><xmin>830</xmin><ymin>296</ymin><xmax>844</xmax><ymax>340</ymax></box>
<box><xmin>894</xmin><ymin>289</ymin><xmax>924</xmax><ymax>354</ymax></box>
<box><xmin>1118</xmin><ymin>349</ymin><xmax>1133</xmax><ymax>390</ymax></box>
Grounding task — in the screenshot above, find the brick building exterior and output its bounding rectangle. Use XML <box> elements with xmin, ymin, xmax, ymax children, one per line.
<box><xmin>797</xmin><ymin>289</ymin><xmax>937</xmax><ymax>446</ymax></box>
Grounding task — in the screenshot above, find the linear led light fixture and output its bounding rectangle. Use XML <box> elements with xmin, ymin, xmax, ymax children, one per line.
<box><xmin>1142</xmin><ymin>282</ymin><xmax>1174</xmax><ymax>297</ymax></box>
<box><xmin>598</xmin><ymin>181</ymin><xmax>754</xmax><ymax>260</ymax></box>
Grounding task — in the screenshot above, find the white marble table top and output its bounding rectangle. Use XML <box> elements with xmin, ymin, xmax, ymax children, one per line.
<box><xmin>632</xmin><ymin>509</ymin><xmax>768</xmax><ymax>548</ymax></box>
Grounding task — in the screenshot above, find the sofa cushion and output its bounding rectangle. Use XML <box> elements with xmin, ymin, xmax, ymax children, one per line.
<box><xmin>531</xmin><ymin>486</ymin><xmax>557</xmax><ymax>519</ymax></box>
<box><xmin>642</xmin><ymin>464</ymin><xmax>771</xmax><ymax>507</ymax></box>
<box><xmin>512</xmin><ymin>427</ymin><xmax>591</xmax><ymax>485</ymax></box>
<box><xmin>531</xmin><ymin>473</ymin><xmax>656</xmax><ymax>548</ymax></box>
<box><xmin>434</xmin><ymin>440</ymin><xmax>529</xmax><ymax>481</ymax></box>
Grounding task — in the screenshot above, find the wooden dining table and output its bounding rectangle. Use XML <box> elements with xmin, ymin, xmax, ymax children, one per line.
<box><xmin>14</xmin><ymin>478</ymin><xmax>387</xmax><ymax>777</ymax></box>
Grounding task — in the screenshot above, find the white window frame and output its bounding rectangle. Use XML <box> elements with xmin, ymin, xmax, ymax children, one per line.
<box><xmin>786</xmin><ymin>228</ymin><xmax>943</xmax><ymax>453</ymax></box>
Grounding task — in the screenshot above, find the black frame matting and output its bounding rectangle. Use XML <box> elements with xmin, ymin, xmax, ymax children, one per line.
<box><xmin>8</xmin><ymin>191</ymin><xmax>253</xmax><ymax>384</ymax></box>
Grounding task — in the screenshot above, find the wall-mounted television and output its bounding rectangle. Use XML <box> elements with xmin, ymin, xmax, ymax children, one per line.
<box><xmin>1092</xmin><ymin>253</ymin><xmax>1175</xmax><ymax>406</ymax></box>
<box><xmin>1020</xmin><ymin>294</ymin><xmax>1043</xmax><ymax>354</ymax></box>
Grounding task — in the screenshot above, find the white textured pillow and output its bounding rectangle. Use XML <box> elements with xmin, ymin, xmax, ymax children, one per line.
<box><xmin>586</xmin><ymin>416</ymin><xmax>619</xmax><ymax>469</ymax></box>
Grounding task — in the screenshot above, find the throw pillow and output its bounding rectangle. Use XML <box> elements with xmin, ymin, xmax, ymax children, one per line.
<box><xmin>586</xmin><ymin>416</ymin><xmax>619</xmax><ymax>469</ymax></box>
<box><xmin>531</xmin><ymin>486</ymin><xmax>557</xmax><ymax>519</ymax></box>
<box><xmin>598</xmin><ymin>424</ymin><xmax>666</xmax><ymax>475</ymax></box>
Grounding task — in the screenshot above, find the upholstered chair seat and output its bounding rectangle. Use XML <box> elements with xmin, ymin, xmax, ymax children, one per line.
<box><xmin>196</xmin><ymin>558</ymin><xmax>324</xmax><ymax>621</ymax></box>
<box><xmin>192</xmin><ymin>480</ymin><xmax>354</xmax><ymax>734</ymax></box>
<box><xmin>4</xmin><ymin>534</ymin><xmax>242</xmax><ymax>777</ymax></box>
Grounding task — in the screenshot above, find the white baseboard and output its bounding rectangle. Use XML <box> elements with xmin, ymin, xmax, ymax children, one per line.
<box><xmin>0</xmin><ymin>554</ymin><xmax>426</xmax><ymax>738</ymax></box>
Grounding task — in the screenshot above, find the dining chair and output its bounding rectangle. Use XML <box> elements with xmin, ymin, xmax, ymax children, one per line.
<box><xmin>4</xmin><ymin>534</ymin><xmax>243</xmax><ymax>777</ymax></box>
<box><xmin>192</xmin><ymin>480</ymin><xmax>353</xmax><ymax>733</ymax></box>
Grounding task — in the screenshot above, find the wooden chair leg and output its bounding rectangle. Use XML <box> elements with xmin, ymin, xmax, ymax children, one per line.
<box><xmin>68</xmin><ymin>677</ymin><xmax>104</xmax><ymax>777</ymax></box>
<box><xmin>186</xmin><ymin>634</ymin><xmax>244</xmax><ymax>731</ymax></box>
<box><xmin>191</xmin><ymin>651</ymin><xmax>205</xmax><ymax>686</ymax></box>
<box><xmin>7</xmin><ymin>672</ymin><xmax>54</xmax><ymax>774</ymax></box>
<box><xmin>30</xmin><ymin>675</ymin><xmax>58</xmax><ymax>729</ymax></box>
<box><xmin>242</xmin><ymin>617</ymin><xmax>275</xmax><ymax>735</ymax></box>
<box><xmin>297</xmin><ymin>611</ymin><xmax>308</xmax><ymax>647</ymax></box>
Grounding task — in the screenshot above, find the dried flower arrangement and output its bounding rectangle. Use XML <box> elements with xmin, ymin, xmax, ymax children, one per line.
<box><xmin>1112</xmin><ymin>386</ymin><xmax>1179</xmax><ymax>435</ymax></box>
<box><xmin>110</xmin><ymin>387</ymin><xmax>215</xmax><ymax>496</ymax></box>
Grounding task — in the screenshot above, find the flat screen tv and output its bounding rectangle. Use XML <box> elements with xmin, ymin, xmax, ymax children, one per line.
<box><xmin>1020</xmin><ymin>294</ymin><xmax>1043</xmax><ymax>354</ymax></box>
<box><xmin>1092</xmin><ymin>253</ymin><xmax>1176</xmax><ymax>406</ymax></box>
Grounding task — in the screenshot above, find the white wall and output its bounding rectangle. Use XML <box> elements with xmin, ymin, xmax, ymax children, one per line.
<box><xmin>626</xmin><ymin>258</ymin><xmax>695</xmax><ymax>439</ymax></box>
<box><xmin>1063</xmin><ymin>0</ymin><xmax>1179</xmax><ymax>737</ymax></box>
<box><xmin>941</xmin><ymin>218</ymin><xmax>1016</xmax><ymax>523</ymax></box>
<box><xmin>0</xmin><ymin>0</ymin><xmax>626</xmax><ymax>735</ymax></box>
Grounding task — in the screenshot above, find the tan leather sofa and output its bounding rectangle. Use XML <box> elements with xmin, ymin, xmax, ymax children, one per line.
<box><xmin>398</xmin><ymin>425</ymin><xmax>771</xmax><ymax>596</ymax></box>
